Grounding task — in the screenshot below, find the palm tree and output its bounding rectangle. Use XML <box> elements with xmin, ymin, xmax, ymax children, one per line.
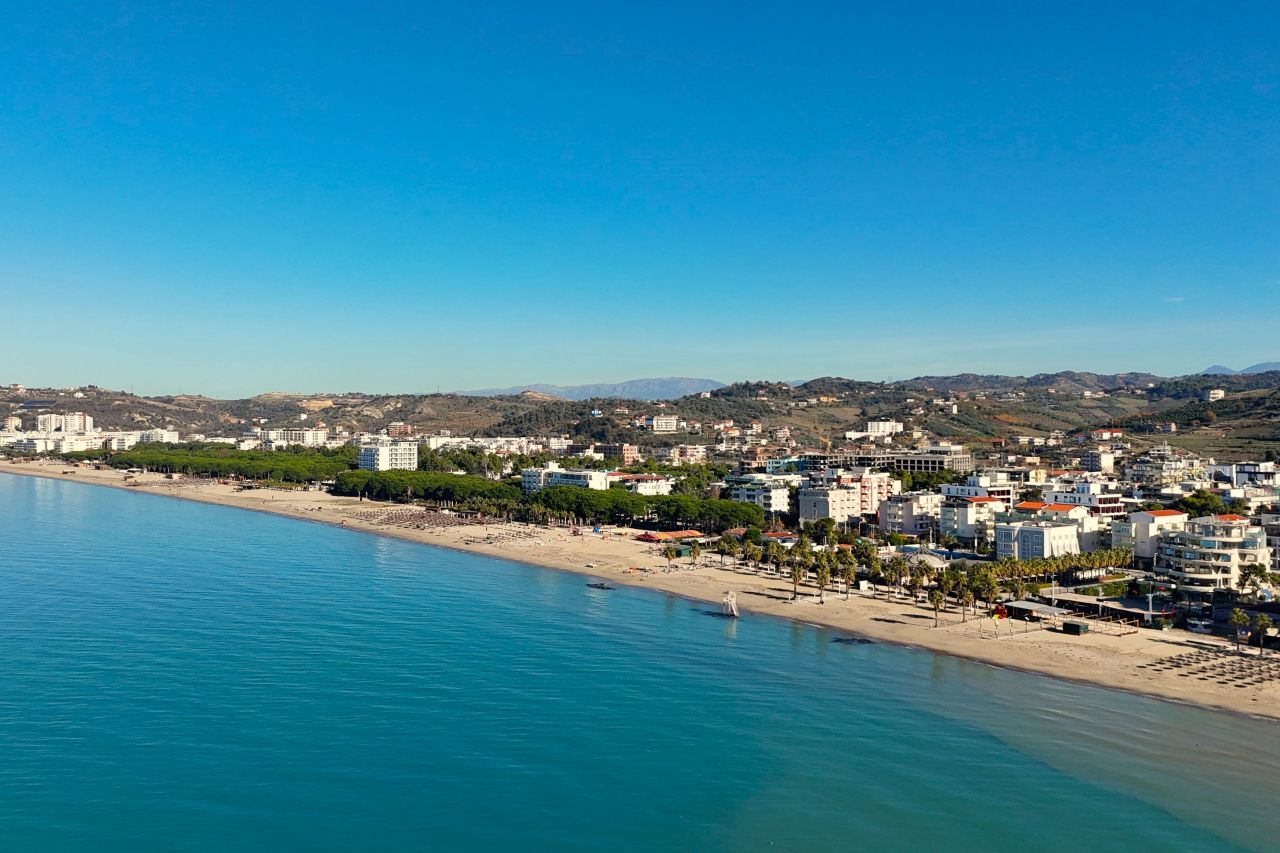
<box><xmin>790</xmin><ymin>560</ymin><xmax>805</xmax><ymax>601</ymax></box>
<box><xmin>717</xmin><ymin>536</ymin><xmax>738</xmax><ymax>567</ymax></box>
<box><xmin>1252</xmin><ymin>613</ymin><xmax>1273</xmax><ymax>655</ymax></box>
<box><xmin>743</xmin><ymin>543</ymin><xmax>762</xmax><ymax>572</ymax></box>
<box><xmin>1229</xmin><ymin>608</ymin><xmax>1251</xmax><ymax>653</ymax></box>
<box><xmin>816</xmin><ymin>559</ymin><xmax>831</xmax><ymax>605</ymax></box>
<box><xmin>867</xmin><ymin>555</ymin><xmax>883</xmax><ymax>597</ymax></box>
<box><xmin>838</xmin><ymin>550</ymin><xmax>855</xmax><ymax>599</ymax></box>
<box><xmin>928</xmin><ymin>588</ymin><xmax>945</xmax><ymax>627</ymax></box>
<box><xmin>688</xmin><ymin>541</ymin><xmax>701</xmax><ymax>568</ymax></box>
<box><xmin>959</xmin><ymin>590</ymin><xmax>974</xmax><ymax>622</ymax></box>
<box><xmin>662</xmin><ymin>545</ymin><xmax>677</xmax><ymax>569</ymax></box>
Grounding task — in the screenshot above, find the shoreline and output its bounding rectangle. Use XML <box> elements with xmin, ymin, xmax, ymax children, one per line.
<box><xmin>5</xmin><ymin>461</ymin><xmax>1278</xmax><ymax>722</ymax></box>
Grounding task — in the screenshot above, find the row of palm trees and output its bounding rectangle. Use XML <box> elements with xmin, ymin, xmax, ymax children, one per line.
<box><xmin>679</xmin><ymin>534</ymin><xmax>1020</xmax><ymax>625</ymax></box>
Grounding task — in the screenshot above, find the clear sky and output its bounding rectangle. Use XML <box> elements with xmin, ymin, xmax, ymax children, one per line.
<box><xmin>2</xmin><ymin>2</ymin><xmax>1277</xmax><ymax>397</ymax></box>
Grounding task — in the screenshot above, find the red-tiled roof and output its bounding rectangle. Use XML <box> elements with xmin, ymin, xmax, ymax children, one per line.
<box><xmin>1042</xmin><ymin>503</ymin><xmax>1079</xmax><ymax>512</ymax></box>
<box><xmin>1145</xmin><ymin>509</ymin><xmax>1185</xmax><ymax>517</ymax></box>
<box><xmin>966</xmin><ymin>496</ymin><xmax>1002</xmax><ymax>503</ymax></box>
<box><xmin>1015</xmin><ymin>501</ymin><xmax>1047</xmax><ymax>510</ymax></box>
<box><xmin>1216</xmin><ymin>514</ymin><xmax>1249</xmax><ymax>522</ymax></box>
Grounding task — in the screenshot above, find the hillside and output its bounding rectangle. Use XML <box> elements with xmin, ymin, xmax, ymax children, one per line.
<box><xmin>6</xmin><ymin>370</ymin><xmax>1280</xmax><ymax>459</ymax></box>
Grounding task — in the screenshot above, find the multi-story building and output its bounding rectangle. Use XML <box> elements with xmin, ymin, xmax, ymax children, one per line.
<box><xmin>644</xmin><ymin>415</ymin><xmax>679</xmax><ymax>434</ymax></box>
<box><xmin>267</xmin><ymin>428</ymin><xmax>329</xmax><ymax>447</ymax></box>
<box><xmin>1260</xmin><ymin>512</ymin><xmax>1280</xmax><ymax>574</ymax></box>
<box><xmin>139</xmin><ymin>429</ymin><xmax>181</xmax><ymax>444</ymax></box>
<box><xmin>1207</xmin><ymin>462</ymin><xmax>1278</xmax><ymax>488</ymax></box>
<box><xmin>797</xmin><ymin>485</ymin><xmax>862</xmax><ymax>526</ymax></box>
<box><xmin>1205</xmin><ymin>389</ymin><xmax>1226</xmax><ymax>402</ymax></box>
<box><xmin>358</xmin><ymin>440</ymin><xmax>420</xmax><ymax>472</ymax></box>
<box><xmin>939</xmin><ymin>497</ymin><xmax>1006</xmax><ymax>547</ymax></box>
<box><xmin>1154</xmin><ymin>515</ymin><xmax>1271</xmax><ymax>599</ymax></box>
<box><xmin>727</xmin><ymin>473</ymin><xmax>802</xmax><ymax>516</ymax></box>
<box><xmin>386</xmin><ymin>422</ymin><xmax>415</xmax><ymax>438</ymax></box>
<box><xmin>941</xmin><ymin>472</ymin><xmax>1018</xmax><ymax>504</ymax></box>
<box><xmin>994</xmin><ymin>521</ymin><xmax>1082</xmax><ymax>560</ymax></box>
<box><xmin>1042</xmin><ymin>481</ymin><xmax>1125</xmax><ymax>522</ymax></box>
<box><xmin>1111</xmin><ymin>509</ymin><xmax>1188</xmax><ymax>565</ymax></box>
<box><xmin>1081</xmin><ymin>449</ymin><xmax>1115</xmax><ymax>474</ymax></box>
<box><xmin>3</xmin><ymin>415</ymin><xmax>21</xmax><ymax>431</ymax></box>
<box><xmin>1004</xmin><ymin>501</ymin><xmax>1102</xmax><ymax>551</ymax></box>
<box><xmin>606</xmin><ymin>473</ymin><xmax>676</xmax><ymax>496</ymax></box>
<box><xmin>521</xmin><ymin>463</ymin><xmax>609</xmax><ymax>493</ymax></box>
<box><xmin>878</xmin><ymin>492</ymin><xmax>944</xmax><ymax>538</ymax></box>
<box><xmin>655</xmin><ymin>444</ymin><xmax>708</xmax><ymax>465</ymax></box>
<box><xmin>36</xmin><ymin>414</ymin><xmax>63</xmax><ymax>432</ymax></box>
<box><xmin>801</xmin><ymin>444</ymin><xmax>973</xmax><ymax>474</ymax></box>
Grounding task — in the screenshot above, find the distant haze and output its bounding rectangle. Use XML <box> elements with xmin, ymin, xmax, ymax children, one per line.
<box><xmin>459</xmin><ymin>378</ymin><xmax>724</xmax><ymax>401</ymax></box>
<box><xmin>1200</xmin><ymin>362</ymin><xmax>1280</xmax><ymax>375</ymax></box>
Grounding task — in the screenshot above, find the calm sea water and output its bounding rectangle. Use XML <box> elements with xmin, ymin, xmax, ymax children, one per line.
<box><xmin>1</xmin><ymin>474</ymin><xmax>1277</xmax><ymax>852</ymax></box>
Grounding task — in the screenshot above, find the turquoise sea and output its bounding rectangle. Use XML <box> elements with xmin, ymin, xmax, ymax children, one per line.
<box><xmin>1</xmin><ymin>473</ymin><xmax>1277</xmax><ymax>851</ymax></box>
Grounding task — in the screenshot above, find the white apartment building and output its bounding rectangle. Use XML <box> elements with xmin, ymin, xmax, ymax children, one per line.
<box><xmin>645</xmin><ymin>415</ymin><xmax>679</xmax><ymax>434</ymax></box>
<box><xmin>1155</xmin><ymin>515</ymin><xmax>1271</xmax><ymax>599</ymax></box>
<box><xmin>521</xmin><ymin>462</ymin><xmax>609</xmax><ymax>493</ymax></box>
<box><xmin>36</xmin><ymin>414</ymin><xmax>63</xmax><ymax>432</ymax></box>
<box><xmin>103</xmin><ymin>433</ymin><xmax>140</xmax><ymax>451</ymax></box>
<box><xmin>808</xmin><ymin>468</ymin><xmax>901</xmax><ymax>517</ymax></box>
<box><xmin>1205</xmin><ymin>389</ymin><xmax>1226</xmax><ymax>402</ymax></box>
<box><xmin>13</xmin><ymin>438</ymin><xmax>59</xmax><ymax>454</ymax></box>
<box><xmin>139</xmin><ymin>428</ymin><xmax>181</xmax><ymax>444</ymax></box>
<box><xmin>1207</xmin><ymin>462</ymin><xmax>1278</xmax><ymax>488</ymax></box>
<box><xmin>1042</xmin><ymin>481</ymin><xmax>1125</xmax><ymax>522</ymax></box>
<box><xmin>358</xmin><ymin>440</ymin><xmax>420</xmax><ymax>472</ymax></box>
<box><xmin>994</xmin><ymin>521</ymin><xmax>1082</xmax><ymax>560</ymax></box>
<box><xmin>941</xmin><ymin>472</ymin><xmax>1018</xmax><ymax>504</ymax></box>
<box><xmin>878</xmin><ymin>492</ymin><xmax>944</xmax><ymax>538</ymax></box>
<box><xmin>797</xmin><ymin>485</ymin><xmax>863</xmax><ymax>526</ymax></box>
<box><xmin>655</xmin><ymin>444</ymin><xmax>708</xmax><ymax>465</ymax></box>
<box><xmin>939</xmin><ymin>497</ymin><xmax>1006</xmax><ymax>546</ymax></box>
<box><xmin>1111</xmin><ymin>509</ymin><xmax>1188</xmax><ymax>564</ymax></box>
<box><xmin>4</xmin><ymin>415</ymin><xmax>22</xmax><ymax>431</ymax></box>
<box><xmin>607</xmin><ymin>473</ymin><xmax>676</xmax><ymax>496</ymax></box>
<box><xmin>727</xmin><ymin>473</ymin><xmax>802</xmax><ymax>516</ymax></box>
<box><xmin>61</xmin><ymin>412</ymin><xmax>94</xmax><ymax>433</ymax></box>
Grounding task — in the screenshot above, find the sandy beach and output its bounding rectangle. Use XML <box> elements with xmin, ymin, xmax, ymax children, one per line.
<box><xmin>6</xmin><ymin>459</ymin><xmax>1278</xmax><ymax>722</ymax></box>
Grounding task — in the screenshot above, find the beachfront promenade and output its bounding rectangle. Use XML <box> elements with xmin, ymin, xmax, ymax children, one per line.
<box><xmin>6</xmin><ymin>459</ymin><xmax>1277</xmax><ymax>721</ymax></box>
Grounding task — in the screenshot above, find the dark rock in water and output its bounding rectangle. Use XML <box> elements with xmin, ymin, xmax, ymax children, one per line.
<box><xmin>832</xmin><ymin>637</ymin><xmax>874</xmax><ymax>645</ymax></box>
<box><xmin>585</xmin><ymin>582</ymin><xmax>615</xmax><ymax>590</ymax></box>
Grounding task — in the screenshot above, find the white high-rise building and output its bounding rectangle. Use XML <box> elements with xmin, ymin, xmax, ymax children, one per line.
<box><xmin>358</xmin><ymin>440</ymin><xmax>420</xmax><ymax>472</ymax></box>
<box><xmin>3</xmin><ymin>415</ymin><xmax>22</xmax><ymax>431</ymax></box>
<box><xmin>36</xmin><ymin>414</ymin><xmax>64</xmax><ymax>432</ymax></box>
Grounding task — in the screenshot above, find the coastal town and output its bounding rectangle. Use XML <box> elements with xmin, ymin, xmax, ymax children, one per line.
<box><xmin>4</xmin><ymin>375</ymin><xmax>1280</xmax><ymax>717</ymax></box>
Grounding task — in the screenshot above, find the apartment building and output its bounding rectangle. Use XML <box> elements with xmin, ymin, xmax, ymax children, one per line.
<box><xmin>939</xmin><ymin>497</ymin><xmax>1006</xmax><ymax>546</ymax></box>
<box><xmin>994</xmin><ymin>521</ymin><xmax>1082</xmax><ymax>560</ymax></box>
<box><xmin>1042</xmin><ymin>481</ymin><xmax>1125</xmax><ymax>522</ymax></box>
<box><xmin>521</xmin><ymin>463</ymin><xmax>609</xmax><ymax>493</ymax></box>
<box><xmin>941</xmin><ymin>472</ymin><xmax>1018</xmax><ymax>504</ymax></box>
<box><xmin>358</xmin><ymin>440</ymin><xmax>420</xmax><ymax>472</ymax></box>
<box><xmin>878</xmin><ymin>492</ymin><xmax>944</xmax><ymax>538</ymax></box>
<box><xmin>727</xmin><ymin>473</ymin><xmax>802</xmax><ymax>516</ymax></box>
<box><xmin>1111</xmin><ymin>509</ymin><xmax>1188</xmax><ymax>564</ymax></box>
<box><xmin>1154</xmin><ymin>515</ymin><xmax>1271</xmax><ymax>599</ymax></box>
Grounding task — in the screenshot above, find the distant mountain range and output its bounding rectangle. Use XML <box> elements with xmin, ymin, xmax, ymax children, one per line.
<box><xmin>1200</xmin><ymin>363</ymin><xmax>1280</xmax><ymax>375</ymax></box>
<box><xmin>461</xmin><ymin>377</ymin><xmax>725</xmax><ymax>401</ymax></box>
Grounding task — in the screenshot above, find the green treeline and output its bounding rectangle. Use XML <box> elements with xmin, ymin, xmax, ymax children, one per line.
<box><xmin>93</xmin><ymin>443</ymin><xmax>357</xmax><ymax>483</ymax></box>
<box><xmin>330</xmin><ymin>472</ymin><xmax>764</xmax><ymax>532</ymax></box>
<box><xmin>331</xmin><ymin>469</ymin><xmax>523</xmax><ymax>503</ymax></box>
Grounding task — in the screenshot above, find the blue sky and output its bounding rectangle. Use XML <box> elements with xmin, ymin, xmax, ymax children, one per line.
<box><xmin>2</xmin><ymin>2</ymin><xmax>1277</xmax><ymax>397</ymax></box>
